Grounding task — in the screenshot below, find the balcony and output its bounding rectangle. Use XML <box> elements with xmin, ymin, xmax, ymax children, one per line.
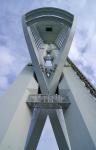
<box><xmin>27</xmin><ymin>94</ymin><xmax>70</xmax><ymax>109</ymax></box>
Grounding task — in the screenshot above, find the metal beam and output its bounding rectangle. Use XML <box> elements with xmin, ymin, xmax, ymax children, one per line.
<box><xmin>24</xmin><ymin>109</ymin><xmax>47</xmax><ymax>150</ymax></box>
<box><xmin>49</xmin><ymin>109</ymin><xmax>71</xmax><ymax>150</ymax></box>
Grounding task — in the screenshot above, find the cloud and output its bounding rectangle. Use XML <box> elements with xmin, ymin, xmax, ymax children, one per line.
<box><xmin>0</xmin><ymin>46</ymin><xmax>14</xmax><ymax>93</ymax></box>
<box><xmin>0</xmin><ymin>44</ymin><xmax>28</xmax><ymax>94</ymax></box>
<box><xmin>83</xmin><ymin>35</ymin><xmax>96</xmax><ymax>69</ymax></box>
<box><xmin>0</xmin><ymin>47</ymin><xmax>14</xmax><ymax>66</ymax></box>
<box><xmin>75</xmin><ymin>21</ymin><xmax>95</xmax><ymax>50</ymax></box>
<box><xmin>69</xmin><ymin>31</ymin><xmax>96</xmax><ymax>86</ymax></box>
<box><xmin>0</xmin><ymin>76</ymin><xmax>9</xmax><ymax>92</ymax></box>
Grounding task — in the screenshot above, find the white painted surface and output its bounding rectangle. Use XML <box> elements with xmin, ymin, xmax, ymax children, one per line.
<box><xmin>0</xmin><ymin>65</ymin><xmax>38</xmax><ymax>149</ymax></box>
<box><xmin>0</xmin><ymin>63</ymin><xmax>96</xmax><ymax>149</ymax></box>
<box><xmin>59</xmin><ymin>64</ymin><xmax>96</xmax><ymax>150</ymax></box>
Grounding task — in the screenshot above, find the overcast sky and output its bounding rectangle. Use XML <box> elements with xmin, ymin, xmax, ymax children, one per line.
<box><xmin>0</xmin><ymin>0</ymin><xmax>96</xmax><ymax>149</ymax></box>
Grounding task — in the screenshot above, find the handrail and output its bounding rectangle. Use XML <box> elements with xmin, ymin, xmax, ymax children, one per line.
<box><xmin>67</xmin><ymin>58</ymin><xmax>96</xmax><ymax>98</ymax></box>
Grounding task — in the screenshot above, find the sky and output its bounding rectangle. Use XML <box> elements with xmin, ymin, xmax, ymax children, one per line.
<box><xmin>0</xmin><ymin>0</ymin><xmax>96</xmax><ymax>149</ymax></box>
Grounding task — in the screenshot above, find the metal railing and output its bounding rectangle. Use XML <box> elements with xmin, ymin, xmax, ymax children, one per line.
<box><xmin>67</xmin><ymin>58</ymin><xmax>96</xmax><ymax>98</ymax></box>
<box><xmin>27</xmin><ymin>94</ymin><xmax>70</xmax><ymax>109</ymax></box>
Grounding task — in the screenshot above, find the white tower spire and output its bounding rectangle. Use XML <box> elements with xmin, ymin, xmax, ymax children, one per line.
<box><xmin>0</xmin><ymin>7</ymin><xmax>96</xmax><ymax>150</ymax></box>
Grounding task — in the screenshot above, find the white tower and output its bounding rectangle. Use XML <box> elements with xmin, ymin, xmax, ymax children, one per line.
<box><xmin>0</xmin><ymin>7</ymin><xmax>96</xmax><ymax>150</ymax></box>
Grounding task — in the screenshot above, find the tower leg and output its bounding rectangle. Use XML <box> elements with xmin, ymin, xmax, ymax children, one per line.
<box><xmin>59</xmin><ymin>70</ymin><xmax>96</xmax><ymax>150</ymax></box>
<box><xmin>25</xmin><ymin>109</ymin><xmax>47</xmax><ymax>150</ymax></box>
<box><xmin>0</xmin><ymin>65</ymin><xmax>38</xmax><ymax>150</ymax></box>
<box><xmin>49</xmin><ymin>109</ymin><xmax>71</xmax><ymax>150</ymax></box>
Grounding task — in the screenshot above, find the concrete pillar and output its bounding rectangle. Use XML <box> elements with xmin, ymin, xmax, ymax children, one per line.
<box><xmin>0</xmin><ymin>65</ymin><xmax>38</xmax><ymax>150</ymax></box>
<box><xmin>58</xmin><ymin>65</ymin><xmax>96</xmax><ymax>150</ymax></box>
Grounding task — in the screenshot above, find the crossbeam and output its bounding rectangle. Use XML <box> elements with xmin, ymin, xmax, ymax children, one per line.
<box><xmin>27</xmin><ymin>94</ymin><xmax>70</xmax><ymax>109</ymax></box>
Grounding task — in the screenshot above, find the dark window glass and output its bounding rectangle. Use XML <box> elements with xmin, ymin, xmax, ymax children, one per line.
<box><xmin>46</xmin><ymin>27</ymin><xmax>52</xmax><ymax>32</ymax></box>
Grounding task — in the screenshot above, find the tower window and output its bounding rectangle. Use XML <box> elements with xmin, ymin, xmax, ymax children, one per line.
<box><xmin>46</xmin><ymin>27</ymin><xmax>52</xmax><ymax>32</ymax></box>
